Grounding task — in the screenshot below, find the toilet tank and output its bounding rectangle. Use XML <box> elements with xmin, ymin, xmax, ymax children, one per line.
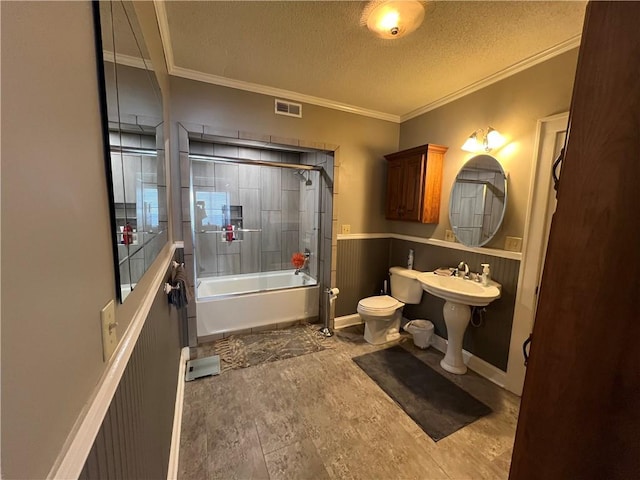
<box><xmin>389</xmin><ymin>266</ymin><xmax>423</xmax><ymax>304</ymax></box>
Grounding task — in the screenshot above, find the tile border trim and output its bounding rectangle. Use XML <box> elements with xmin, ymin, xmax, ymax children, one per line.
<box><xmin>336</xmin><ymin>233</ymin><xmax>522</xmax><ymax>261</ymax></box>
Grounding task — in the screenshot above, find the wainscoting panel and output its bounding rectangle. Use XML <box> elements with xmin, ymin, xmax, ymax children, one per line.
<box><xmin>390</xmin><ymin>239</ymin><xmax>520</xmax><ymax>371</ymax></box>
<box><xmin>335</xmin><ymin>238</ymin><xmax>391</xmax><ymax>317</ymax></box>
<box><xmin>79</xmin><ymin>266</ymin><xmax>182</xmax><ymax>479</ymax></box>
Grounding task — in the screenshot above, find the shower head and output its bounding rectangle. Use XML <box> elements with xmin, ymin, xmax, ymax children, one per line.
<box><xmin>294</xmin><ymin>169</ymin><xmax>313</xmax><ymax>186</ymax></box>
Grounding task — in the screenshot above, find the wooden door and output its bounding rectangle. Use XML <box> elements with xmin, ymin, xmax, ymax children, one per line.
<box><xmin>509</xmin><ymin>2</ymin><xmax>640</xmax><ymax>479</ymax></box>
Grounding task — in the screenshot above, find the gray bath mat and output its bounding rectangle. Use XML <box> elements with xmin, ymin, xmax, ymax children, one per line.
<box><xmin>197</xmin><ymin>323</ymin><xmax>332</xmax><ymax>373</ymax></box>
<box><xmin>353</xmin><ymin>345</ymin><xmax>492</xmax><ymax>441</ymax></box>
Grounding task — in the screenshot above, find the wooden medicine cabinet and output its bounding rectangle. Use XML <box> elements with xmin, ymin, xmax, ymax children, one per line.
<box><xmin>385</xmin><ymin>143</ymin><xmax>447</xmax><ymax>223</ymax></box>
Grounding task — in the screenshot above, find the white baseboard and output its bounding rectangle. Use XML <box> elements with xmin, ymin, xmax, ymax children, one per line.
<box><xmin>334</xmin><ymin>314</ymin><xmax>362</xmax><ymax>329</ymax></box>
<box><xmin>167</xmin><ymin>347</ymin><xmax>190</xmax><ymax>480</ymax></box>
<box><xmin>431</xmin><ymin>335</ymin><xmax>506</xmax><ymax>388</ymax></box>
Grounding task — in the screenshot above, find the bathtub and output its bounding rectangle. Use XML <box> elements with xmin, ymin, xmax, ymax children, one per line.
<box><xmin>196</xmin><ymin>270</ymin><xmax>319</xmax><ymax>337</ymax></box>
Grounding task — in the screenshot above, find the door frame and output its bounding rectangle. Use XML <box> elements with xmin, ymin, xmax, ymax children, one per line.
<box><xmin>504</xmin><ymin>112</ymin><xmax>569</xmax><ymax>395</ymax></box>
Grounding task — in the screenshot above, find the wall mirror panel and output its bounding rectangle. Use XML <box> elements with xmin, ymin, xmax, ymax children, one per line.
<box><xmin>94</xmin><ymin>1</ymin><xmax>168</xmax><ymax>302</ymax></box>
<box><xmin>449</xmin><ymin>154</ymin><xmax>507</xmax><ymax>247</ymax></box>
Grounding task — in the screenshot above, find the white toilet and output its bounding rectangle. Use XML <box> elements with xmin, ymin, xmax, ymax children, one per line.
<box><xmin>357</xmin><ymin>266</ymin><xmax>424</xmax><ymax>345</ymax></box>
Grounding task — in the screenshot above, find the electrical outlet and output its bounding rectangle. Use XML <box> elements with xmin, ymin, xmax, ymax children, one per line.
<box><xmin>505</xmin><ymin>236</ymin><xmax>523</xmax><ymax>252</ymax></box>
<box><xmin>341</xmin><ymin>224</ymin><xmax>351</xmax><ymax>234</ymax></box>
<box><xmin>444</xmin><ymin>229</ymin><xmax>456</xmax><ymax>242</ymax></box>
<box><xmin>101</xmin><ymin>300</ymin><xmax>118</xmax><ymax>362</ymax></box>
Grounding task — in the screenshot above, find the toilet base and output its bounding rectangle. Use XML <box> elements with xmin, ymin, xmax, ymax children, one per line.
<box><xmin>362</xmin><ymin>310</ymin><xmax>402</xmax><ymax>345</ymax></box>
<box><xmin>364</xmin><ymin>324</ymin><xmax>400</xmax><ymax>345</ymax></box>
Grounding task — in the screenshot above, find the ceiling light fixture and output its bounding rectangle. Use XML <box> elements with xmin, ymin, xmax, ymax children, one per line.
<box><xmin>461</xmin><ymin>127</ymin><xmax>505</xmax><ymax>153</ymax></box>
<box><xmin>363</xmin><ymin>1</ymin><xmax>426</xmax><ymax>39</ymax></box>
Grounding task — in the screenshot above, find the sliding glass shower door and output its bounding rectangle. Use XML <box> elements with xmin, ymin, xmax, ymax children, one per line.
<box><xmin>191</xmin><ymin>157</ymin><xmax>321</xmax><ymax>283</ymax></box>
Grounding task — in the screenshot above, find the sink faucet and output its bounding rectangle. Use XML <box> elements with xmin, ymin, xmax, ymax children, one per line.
<box><xmin>457</xmin><ymin>261</ymin><xmax>470</xmax><ymax>279</ymax></box>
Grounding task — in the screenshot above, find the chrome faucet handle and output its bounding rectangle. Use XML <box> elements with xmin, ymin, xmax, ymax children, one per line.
<box><xmin>457</xmin><ymin>261</ymin><xmax>470</xmax><ymax>278</ymax></box>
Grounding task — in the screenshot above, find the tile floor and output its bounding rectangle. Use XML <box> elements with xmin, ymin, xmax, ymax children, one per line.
<box><xmin>178</xmin><ymin>326</ymin><xmax>520</xmax><ymax>480</ymax></box>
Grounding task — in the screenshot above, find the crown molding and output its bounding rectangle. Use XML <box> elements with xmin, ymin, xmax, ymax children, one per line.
<box><xmin>102</xmin><ymin>50</ymin><xmax>152</xmax><ymax>70</ymax></box>
<box><xmin>400</xmin><ymin>34</ymin><xmax>582</xmax><ymax>122</ymax></box>
<box><xmin>153</xmin><ymin>0</ymin><xmax>175</xmax><ymax>72</ymax></box>
<box><xmin>152</xmin><ymin>0</ymin><xmax>399</xmax><ymax>123</ymax></box>
<box><xmin>153</xmin><ymin>0</ymin><xmax>580</xmax><ymax>125</ymax></box>
<box><xmin>169</xmin><ymin>65</ymin><xmax>401</xmax><ymax>123</ymax></box>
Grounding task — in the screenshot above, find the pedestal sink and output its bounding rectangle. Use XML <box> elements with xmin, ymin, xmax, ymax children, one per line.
<box><xmin>416</xmin><ymin>272</ymin><xmax>501</xmax><ymax>374</ymax></box>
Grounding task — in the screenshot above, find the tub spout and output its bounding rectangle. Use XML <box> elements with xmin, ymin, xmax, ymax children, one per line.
<box><xmin>294</xmin><ymin>248</ymin><xmax>311</xmax><ymax>275</ymax></box>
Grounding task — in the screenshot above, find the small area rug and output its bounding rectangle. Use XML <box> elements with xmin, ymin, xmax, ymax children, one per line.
<box><xmin>197</xmin><ymin>323</ymin><xmax>332</xmax><ymax>373</ymax></box>
<box><xmin>353</xmin><ymin>345</ymin><xmax>492</xmax><ymax>441</ymax></box>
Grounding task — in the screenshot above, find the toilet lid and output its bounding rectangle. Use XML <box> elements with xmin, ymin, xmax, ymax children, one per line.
<box><xmin>359</xmin><ymin>295</ymin><xmax>399</xmax><ymax>310</ymax></box>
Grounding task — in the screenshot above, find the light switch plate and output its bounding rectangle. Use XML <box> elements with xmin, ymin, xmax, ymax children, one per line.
<box><xmin>505</xmin><ymin>236</ymin><xmax>523</xmax><ymax>252</ymax></box>
<box><xmin>341</xmin><ymin>224</ymin><xmax>351</xmax><ymax>234</ymax></box>
<box><xmin>444</xmin><ymin>229</ymin><xmax>456</xmax><ymax>242</ymax></box>
<box><xmin>101</xmin><ymin>300</ymin><xmax>117</xmax><ymax>362</ymax></box>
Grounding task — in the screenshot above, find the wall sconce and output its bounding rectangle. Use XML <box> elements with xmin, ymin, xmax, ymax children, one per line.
<box><xmin>363</xmin><ymin>0</ymin><xmax>425</xmax><ymax>39</ymax></box>
<box><xmin>461</xmin><ymin>127</ymin><xmax>504</xmax><ymax>153</ymax></box>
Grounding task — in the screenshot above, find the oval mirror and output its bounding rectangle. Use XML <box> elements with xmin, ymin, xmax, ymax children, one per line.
<box><xmin>449</xmin><ymin>154</ymin><xmax>507</xmax><ymax>247</ymax></box>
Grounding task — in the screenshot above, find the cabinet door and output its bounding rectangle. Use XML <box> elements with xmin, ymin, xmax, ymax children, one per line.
<box><xmin>385</xmin><ymin>159</ymin><xmax>403</xmax><ymax>219</ymax></box>
<box><xmin>400</xmin><ymin>154</ymin><xmax>424</xmax><ymax>221</ymax></box>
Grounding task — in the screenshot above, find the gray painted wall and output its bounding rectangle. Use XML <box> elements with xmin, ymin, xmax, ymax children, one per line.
<box><xmin>2</xmin><ymin>4</ymin><xmax>119</xmax><ymax>477</ymax></box>
<box><xmin>395</xmin><ymin>49</ymin><xmax>579</xmax><ymax>249</ymax></box>
<box><xmin>80</xmin><ymin>263</ymin><xmax>181</xmax><ymax>480</ymax></box>
<box><xmin>1</xmin><ymin>3</ymin><xmax>177</xmax><ymax>477</ymax></box>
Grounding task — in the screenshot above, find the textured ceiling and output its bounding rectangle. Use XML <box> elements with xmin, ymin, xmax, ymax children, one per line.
<box><xmin>162</xmin><ymin>1</ymin><xmax>586</xmax><ymax>120</ymax></box>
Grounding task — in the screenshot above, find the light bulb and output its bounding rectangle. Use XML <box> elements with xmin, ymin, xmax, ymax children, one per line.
<box><xmin>378</xmin><ymin>10</ymin><xmax>400</xmax><ymax>34</ymax></box>
<box><xmin>461</xmin><ymin>132</ymin><xmax>482</xmax><ymax>152</ymax></box>
<box><xmin>365</xmin><ymin>1</ymin><xmax>425</xmax><ymax>39</ymax></box>
<box><xmin>486</xmin><ymin>128</ymin><xmax>504</xmax><ymax>150</ymax></box>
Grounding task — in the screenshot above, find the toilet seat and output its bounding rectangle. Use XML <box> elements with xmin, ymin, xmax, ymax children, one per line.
<box><xmin>357</xmin><ymin>295</ymin><xmax>403</xmax><ymax>316</ymax></box>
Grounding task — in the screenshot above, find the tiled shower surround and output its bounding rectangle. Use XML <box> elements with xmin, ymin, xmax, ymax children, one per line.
<box><xmin>178</xmin><ymin>123</ymin><xmax>337</xmax><ymax>343</ymax></box>
<box><xmin>187</xmin><ymin>141</ymin><xmax>333</xmax><ymax>281</ymax></box>
<box><xmin>189</xmin><ymin>146</ymin><xmax>308</xmax><ymax>276</ymax></box>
